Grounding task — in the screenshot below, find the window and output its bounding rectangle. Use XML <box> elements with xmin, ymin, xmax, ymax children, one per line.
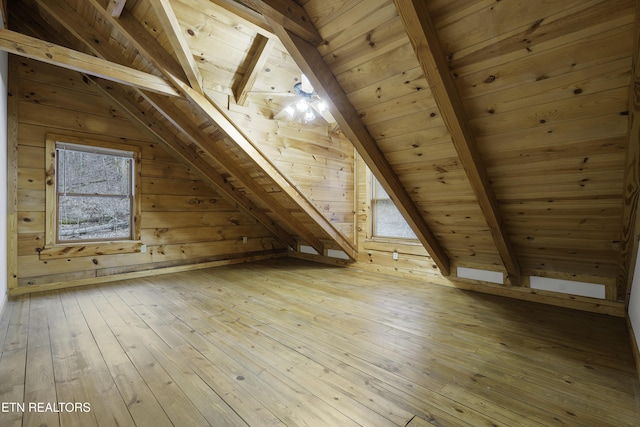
<box><xmin>371</xmin><ymin>173</ymin><xmax>417</xmax><ymax>240</ymax></box>
<box><xmin>42</xmin><ymin>134</ymin><xmax>141</xmax><ymax>258</ymax></box>
<box><xmin>56</xmin><ymin>142</ymin><xmax>134</xmax><ymax>242</ymax></box>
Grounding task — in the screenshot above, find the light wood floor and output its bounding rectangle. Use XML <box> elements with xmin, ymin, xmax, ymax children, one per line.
<box><xmin>0</xmin><ymin>258</ymin><xmax>639</xmax><ymax>426</ymax></box>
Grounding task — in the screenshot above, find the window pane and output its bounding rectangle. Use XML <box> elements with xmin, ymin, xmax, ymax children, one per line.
<box><xmin>58</xmin><ymin>195</ymin><xmax>131</xmax><ymax>241</ymax></box>
<box><xmin>373</xmin><ymin>178</ymin><xmax>387</xmax><ymax>199</ymax></box>
<box><xmin>58</xmin><ymin>149</ymin><xmax>131</xmax><ymax>196</ymax></box>
<box><xmin>371</xmin><ymin>174</ymin><xmax>417</xmax><ymax>239</ymax></box>
<box><xmin>373</xmin><ymin>199</ymin><xmax>417</xmax><ymax>239</ymax></box>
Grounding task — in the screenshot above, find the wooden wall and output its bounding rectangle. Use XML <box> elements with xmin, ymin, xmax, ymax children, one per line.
<box><xmin>13</xmin><ymin>58</ymin><xmax>285</xmax><ymax>290</ymax></box>
<box><xmin>353</xmin><ymin>155</ymin><xmax>442</xmax><ymax>280</ymax></box>
<box><xmin>227</xmin><ymin>100</ymin><xmax>356</xmax><ymax>243</ymax></box>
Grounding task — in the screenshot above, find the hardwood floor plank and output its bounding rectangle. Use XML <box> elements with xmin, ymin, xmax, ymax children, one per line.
<box><xmin>130</xmin><ymin>277</ymin><xmax>412</xmax><ymax>426</ymax></box>
<box><xmin>23</xmin><ymin>295</ymin><xmax>58</xmax><ymax>427</ymax></box>
<box><xmin>0</xmin><ymin>297</ymin><xmax>29</xmax><ymax>427</ymax></box>
<box><xmin>0</xmin><ymin>258</ymin><xmax>638</xmax><ymax>426</ymax></box>
<box><xmin>89</xmin><ymin>286</ymin><xmax>202</xmax><ymax>427</ymax></box>
<box><xmin>74</xmin><ymin>287</ymin><xmax>164</xmax><ymax>427</ymax></box>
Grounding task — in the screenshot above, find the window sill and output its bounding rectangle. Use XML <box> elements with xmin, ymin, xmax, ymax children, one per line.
<box><xmin>365</xmin><ymin>237</ymin><xmax>422</xmax><ymax>246</ymax></box>
<box><xmin>39</xmin><ymin>241</ymin><xmax>144</xmax><ymax>260</ymax></box>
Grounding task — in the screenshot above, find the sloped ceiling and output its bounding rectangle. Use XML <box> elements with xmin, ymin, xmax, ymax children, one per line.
<box><xmin>3</xmin><ymin>0</ymin><xmax>638</xmax><ymax>301</ymax></box>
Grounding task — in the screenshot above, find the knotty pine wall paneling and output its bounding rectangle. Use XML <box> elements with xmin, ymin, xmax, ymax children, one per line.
<box><xmin>14</xmin><ymin>58</ymin><xmax>284</xmax><ymax>290</ymax></box>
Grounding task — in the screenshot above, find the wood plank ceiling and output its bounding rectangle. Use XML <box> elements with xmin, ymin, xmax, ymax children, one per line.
<box><xmin>5</xmin><ymin>0</ymin><xmax>638</xmax><ymax>300</ymax></box>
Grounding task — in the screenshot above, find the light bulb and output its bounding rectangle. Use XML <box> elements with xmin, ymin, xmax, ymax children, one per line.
<box><xmin>296</xmin><ymin>99</ymin><xmax>308</xmax><ymax>112</ymax></box>
<box><xmin>284</xmin><ymin>105</ymin><xmax>295</xmax><ymax>118</ymax></box>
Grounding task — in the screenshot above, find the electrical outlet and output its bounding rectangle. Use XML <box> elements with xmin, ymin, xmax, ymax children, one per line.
<box><xmin>140</xmin><ymin>244</ymin><xmax>147</xmax><ymax>253</ymax></box>
<box><xmin>242</xmin><ymin>236</ymin><xmax>248</xmax><ymax>244</ymax></box>
<box><xmin>393</xmin><ymin>251</ymin><xmax>398</xmax><ymax>260</ymax></box>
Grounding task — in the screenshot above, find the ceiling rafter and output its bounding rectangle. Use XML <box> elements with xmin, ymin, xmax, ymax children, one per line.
<box><xmin>41</xmin><ymin>0</ymin><xmax>353</xmax><ymax>259</ymax></box>
<box><xmin>394</xmin><ymin>0</ymin><xmax>521</xmax><ymax>285</ymax></box>
<box><xmin>142</xmin><ymin>89</ymin><xmax>330</xmax><ymax>256</ymax></box>
<box><xmin>148</xmin><ymin>0</ymin><xmax>204</xmax><ymax>93</ymax></box>
<box><xmin>235</xmin><ymin>0</ymin><xmax>323</xmax><ymax>46</ymax></box>
<box><xmin>0</xmin><ymin>28</ymin><xmax>179</xmax><ymax>97</ymax></box>
<box><xmin>618</xmin><ymin>0</ymin><xmax>640</xmax><ymax>303</ymax></box>
<box><xmin>168</xmin><ymin>75</ymin><xmax>357</xmax><ymax>260</ymax></box>
<box><xmin>24</xmin><ymin>0</ymin><xmax>300</xmax><ymax>253</ymax></box>
<box><xmin>233</xmin><ymin>34</ymin><xmax>274</xmax><ymax>106</ymax></box>
<box><xmin>91</xmin><ymin>77</ymin><xmax>297</xmax><ymax>248</ymax></box>
<box><xmin>267</xmin><ymin>21</ymin><xmax>450</xmax><ymax>275</ymax></box>
<box><xmin>80</xmin><ymin>0</ymin><xmax>356</xmax><ymax>259</ymax></box>
<box><xmin>84</xmin><ymin>0</ymin><xmax>187</xmax><ymax>83</ymax></box>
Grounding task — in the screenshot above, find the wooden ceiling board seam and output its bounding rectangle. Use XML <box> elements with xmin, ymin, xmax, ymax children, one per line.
<box><xmin>475</xmin><ymin>114</ymin><xmax>628</xmax><ymax>154</ymax></box>
<box><xmin>440</xmin><ymin>0</ymin><xmax>631</xmax><ymax>65</ymax></box>
<box><xmin>463</xmin><ymin>59</ymin><xmax>632</xmax><ymax>119</ymax></box>
<box><xmin>302</xmin><ymin>0</ymin><xmax>367</xmax><ymax>35</ymax></box>
<box><xmin>452</xmin><ymin>18</ymin><xmax>634</xmax><ymax>86</ymax></box>
<box><xmin>358</xmin><ymin>90</ymin><xmax>438</xmax><ymax>128</ymax></box>
<box><xmin>333</xmin><ymin>42</ymin><xmax>421</xmax><ymax>95</ymax></box>
<box><xmin>447</xmin><ymin>0</ymin><xmax>634</xmax><ymax>73</ymax></box>
<box><xmin>469</xmin><ymin>87</ymin><xmax>630</xmax><ymax>138</ymax></box>
<box><xmin>316</xmin><ymin>1</ymin><xmax>398</xmax><ymax>59</ymax></box>
<box><xmin>344</xmin><ymin>66</ymin><xmax>427</xmax><ymax>110</ymax></box>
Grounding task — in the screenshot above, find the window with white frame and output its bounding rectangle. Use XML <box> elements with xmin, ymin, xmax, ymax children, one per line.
<box><xmin>370</xmin><ymin>173</ymin><xmax>418</xmax><ymax>240</ymax></box>
<box><xmin>44</xmin><ymin>135</ymin><xmax>141</xmax><ymax>250</ymax></box>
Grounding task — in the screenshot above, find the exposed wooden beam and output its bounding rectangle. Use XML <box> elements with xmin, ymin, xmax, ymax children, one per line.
<box><xmin>166</xmin><ymin>75</ymin><xmax>358</xmax><ymax>259</ymax></box>
<box><xmin>268</xmin><ymin>22</ymin><xmax>450</xmax><ymax>275</ymax></box>
<box><xmin>90</xmin><ymin>77</ymin><xmax>298</xmax><ymax>249</ymax></box>
<box><xmin>107</xmin><ymin>0</ymin><xmax>127</xmax><ymax>17</ymax></box>
<box><xmin>84</xmin><ymin>0</ymin><xmax>187</xmax><ymax>82</ymax></box>
<box><xmin>394</xmin><ymin>0</ymin><xmax>521</xmax><ymax>285</ymax></box>
<box><xmin>87</xmin><ymin>0</ymin><xmax>350</xmax><ymax>258</ymax></box>
<box><xmin>208</xmin><ymin>0</ymin><xmax>273</xmax><ymax>37</ymax></box>
<box><xmin>233</xmin><ymin>34</ymin><xmax>274</xmax><ymax>106</ymax></box>
<box><xmin>618</xmin><ymin>0</ymin><xmax>640</xmax><ymax>303</ymax></box>
<box><xmin>143</xmin><ymin>89</ymin><xmax>329</xmax><ymax>257</ymax></box>
<box><xmin>34</xmin><ymin>0</ymin><xmax>354</xmax><ymax>260</ymax></box>
<box><xmin>0</xmin><ymin>28</ymin><xmax>179</xmax><ymax>97</ymax></box>
<box><xmin>28</xmin><ymin>2</ymin><xmax>306</xmax><ymax>254</ymax></box>
<box><xmin>148</xmin><ymin>0</ymin><xmax>204</xmax><ymax>93</ymax></box>
<box><xmin>235</xmin><ymin>0</ymin><xmax>323</xmax><ymax>46</ymax></box>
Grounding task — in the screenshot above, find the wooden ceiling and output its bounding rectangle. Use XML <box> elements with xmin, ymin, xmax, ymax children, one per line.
<box><xmin>3</xmin><ymin>0</ymin><xmax>638</xmax><ymax>300</ymax></box>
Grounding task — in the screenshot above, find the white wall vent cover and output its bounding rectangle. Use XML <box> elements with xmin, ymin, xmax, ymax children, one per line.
<box><xmin>299</xmin><ymin>245</ymin><xmax>319</xmax><ymax>255</ymax></box>
<box><xmin>456</xmin><ymin>267</ymin><xmax>503</xmax><ymax>284</ymax></box>
<box><xmin>529</xmin><ymin>276</ymin><xmax>605</xmax><ymax>299</ymax></box>
<box><xmin>327</xmin><ymin>249</ymin><xmax>349</xmax><ymax>260</ymax></box>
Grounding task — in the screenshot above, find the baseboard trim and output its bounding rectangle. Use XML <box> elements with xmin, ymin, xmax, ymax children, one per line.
<box><xmin>342</xmin><ymin>260</ymin><xmax>625</xmax><ymax>317</ymax></box>
<box><xmin>9</xmin><ymin>251</ymin><xmax>287</xmax><ymax>296</ymax></box>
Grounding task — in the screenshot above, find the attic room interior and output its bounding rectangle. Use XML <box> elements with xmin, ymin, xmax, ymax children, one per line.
<box><xmin>0</xmin><ymin>0</ymin><xmax>640</xmax><ymax>425</ymax></box>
